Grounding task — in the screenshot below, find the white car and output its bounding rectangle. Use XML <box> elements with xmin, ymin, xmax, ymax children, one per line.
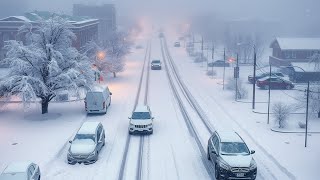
<box><xmin>85</xmin><ymin>85</ymin><xmax>112</xmax><ymax>114</ymax></box>
<box><xmin>128</xmin><ymin>105</ymin><xmax>154</xmax><ymax>134</ymax></box>
<box><xmin>0</xmin><ymin>162</ymin><xmax>41</xmax><ymax>180</ymax></box>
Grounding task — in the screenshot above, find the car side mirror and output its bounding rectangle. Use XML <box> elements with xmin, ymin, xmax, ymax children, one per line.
<box><xmin>69</xmin><ymin>140</ymin><xmax>72</xmax><ymax>144</ymax></box>
<box><xmin>251</xmin><ymin>150</ymin><xmax>255</xmax><ymax>154</ymax></box>
<box><xmin>151</xmin><ymin>117</ymin><xmax>154</xmax><ymax>120</ymax></box>
<box><xmin>110</xmin><ymin>92</ymin><xmax>112</xmax><ymax>95</ymax></box>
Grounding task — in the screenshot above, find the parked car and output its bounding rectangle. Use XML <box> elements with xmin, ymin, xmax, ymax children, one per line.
<box><xmin>85</xmin><ymin>85</ymin><xmax>112</xmax><ymax>114</ymax></box>
<box><xmin>151</xmin><ymin>60</ymin><xmax>162</xmax><ymax>70</ymax></box>
<box><xmin>174</xmin><ymin>42</ymin><xmax>180</xmax><ymax>47</ymax></box>
<box><xmin>207</xmin><ymin>131</ymin><xmax>257</xmax><ymax>180</ymax></box>
<box><xmin>0</xmin><ymin>162</ymin><xmax>41</xmax><ymax>180</ymax></box>
<box><xmin>208</xmin><ymin>60</ymin><xmax>230</xmax><ymax>67</ymax></box>
<box><xmin>256</xmin><ymin>76</ymin><xmax>294</xmax><ymax>90</ymax></box>
<box><xmin>68</xmin><ymin>122</ymin><xmax>105</xmax><ymax>165</ymax></box>
<box><xmin>128</xmin><ymin>105</ymin><xmax>154</xmax><ymax>134</ymax></box>
<box><xmin>248</xmin><ymin>72</ymin><xmax>284</xmax><ymax>84</ymax></box>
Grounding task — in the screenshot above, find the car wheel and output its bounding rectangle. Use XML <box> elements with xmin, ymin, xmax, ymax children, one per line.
<box><xmin>150</xmin><ymin>130</ymin><xmax>153</xmax><ymax>135</ymax></box>
<box><xmin>264</xmin><ymin>85</ymin><xmax>269</xmax><ymax>90</ymax></box>
<box><xmin>38</xmin><ymin>175</ymin><xmax>41</xmax><ymax>180</ymax></box>
<box><xmin>109</xmin><ymin>98</ymin><xmax>111</xmax><ymax>106</ymax></box>
<box><xmin>215</xmin><ymin>164</ymin><xmax>220</xmax><ymax>180</ymax></box>
<box><xmin>286</xmin><ymin>85</ymin><xmax>292</xmax><ymax>90</ymax></box>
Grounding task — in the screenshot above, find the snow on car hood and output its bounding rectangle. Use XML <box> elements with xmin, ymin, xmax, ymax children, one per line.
<box><xmin>130</xmin><ymin>119</ymin><xmax>152</xmax><ymax>125</ymax></box>
<box><xmin>221</xmin><ymin>155</ymin><xmax>252</xmax><ymax>167</ymax></box>
<box><xmin>70</xmin><ymin>139</ymin><xmax>96</xmax><ymax>154</ymax></box>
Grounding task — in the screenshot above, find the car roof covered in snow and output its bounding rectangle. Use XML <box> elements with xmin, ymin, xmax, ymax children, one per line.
<box><xmin>89</xmin><ymin>85</ymin><xmax>108</xmax><ymax>92</ymax></box>
<box><xmin>3</xmin><ymin>162</ymin><xmax>33</xmax><ymax>173</ymax></box>
<box><xmin>134</xmin><ymin>105</ymin><xmax>149</xmax><ymax>112</ymax></box>
<box><xmin>216</xmin><ymin>130</ymin><xmax>244</xmax><ymax>143</ymax></box>
<box><xmin>78</xmin><ymin>121</ymin><xmax>101</xmax><ymax>134</ymax></box>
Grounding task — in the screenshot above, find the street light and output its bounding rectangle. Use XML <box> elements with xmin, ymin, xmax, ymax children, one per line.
<box><xmin>97</xmin><ymin>51</ymin><xmax>106</xmax><ymax>60</ymax></box>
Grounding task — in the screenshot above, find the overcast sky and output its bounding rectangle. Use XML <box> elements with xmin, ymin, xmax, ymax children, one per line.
<box><xmin>0</xmin><ymin>0</ymin><xmax>319</xmax><ymax>22</ymax></box>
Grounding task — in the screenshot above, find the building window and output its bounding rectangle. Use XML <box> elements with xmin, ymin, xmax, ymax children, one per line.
<box><xmin>292</xmin><ymin>51</ymin><xmax>297</xmax><ymax>59</ymax></box>
<box><xmin>284</xmin><ymin>51</ymin><xmax>291</xmax><ymax>59</ymax></box>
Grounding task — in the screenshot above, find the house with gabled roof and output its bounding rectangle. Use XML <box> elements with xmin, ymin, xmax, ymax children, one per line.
<box><xmin>269</xmin><ymin>37</ymin><xmax>320</xmax><ymax>66</ymax></box>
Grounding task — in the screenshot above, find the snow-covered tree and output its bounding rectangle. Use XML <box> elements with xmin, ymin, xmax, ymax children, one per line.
<box><xmin>104</xmin><ymin>31</ymin><xmax>131</xmax><ymax>78</ymax></box>
<box><xmin>0</xmin><ymin>17</ymin><xmax>94</xmax><ymax>114</ymax></box>
<box><xmin>272</xmin><ymin>102</ymin><xmax>291</xmax><ymax>128</ymax></box>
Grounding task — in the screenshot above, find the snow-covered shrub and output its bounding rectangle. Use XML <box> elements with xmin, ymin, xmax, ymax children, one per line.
<box><xmin>194</xmin><ymin>55</ymin><xmax>207</xmax><ymax>63</ymax></box>
<box><xmin>272</xmin><ymin>102</ymin><xmax>291</xmax><ymax>128</ymax></box>
<box><xmin>226</xmin><ymin>77</ymin><xmax>248</xmax><ymax>99</ymax></box>
<box><xmin>206</xmin><ymin>70</ymin><xmax>216</xmax><ymax>77</ymax></box>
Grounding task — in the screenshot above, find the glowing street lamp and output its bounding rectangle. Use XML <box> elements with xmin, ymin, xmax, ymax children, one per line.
<box><xmin>97</xmin><ymin>51</ymin><xmax>106</xmax><ymax>60</ymax></box>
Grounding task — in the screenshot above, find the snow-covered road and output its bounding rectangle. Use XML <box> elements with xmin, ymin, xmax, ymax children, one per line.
<box><xmin>1</xmin><ymin>30</ymin><xmax>318</xmax><ymax>180</ymax></box>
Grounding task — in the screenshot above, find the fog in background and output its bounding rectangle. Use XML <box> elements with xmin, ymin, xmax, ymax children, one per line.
<box><xmin>0</xmin><ymin>0</ymin><xmax>319</xmax><ymax>37</ymax></box>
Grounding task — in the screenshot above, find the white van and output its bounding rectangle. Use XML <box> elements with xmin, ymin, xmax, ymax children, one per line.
<box><xmin>85</xmin><ymin>85</ymin><xmax>112</xmax><ymax>114</ymax></box>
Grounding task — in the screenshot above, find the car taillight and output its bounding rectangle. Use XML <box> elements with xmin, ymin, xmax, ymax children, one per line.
<box><xmin>103</xmin><ymin>102</ymin><xmax>105</xmax><ymax>108</ymax></box>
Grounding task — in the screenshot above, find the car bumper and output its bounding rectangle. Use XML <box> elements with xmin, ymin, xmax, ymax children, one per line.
<box><xmin>86</xmin><ymin>109</ymin><xmax>105</xmax><ymax>114</ymax></box>
<box><xmin>151</xmin><ymin>66</ymin><xmax>161</xmax><ymax>70</ymax></box>
<box><xmin>218</xmin><ymin>167</ymin><xmax>257</xmax><ymax>180</ymax></box>
<box><xmin>68</xmin><ymin>154</ymin><xmax>98</xmax><ymax>165</ymax></box>
<box><xmin>129</xmin><ymin>127</ymin><xmax>153</xmax><ymax>134</ymax></box>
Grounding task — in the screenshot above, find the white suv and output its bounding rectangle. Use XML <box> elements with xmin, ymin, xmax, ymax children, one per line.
<box><xmin>128</xmin><ymin>105</ymin><xmax>154</xmax><ymax>134</ymax></box>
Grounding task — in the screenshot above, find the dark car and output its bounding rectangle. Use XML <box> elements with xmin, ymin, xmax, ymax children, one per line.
<box><xmin>207</xmin><ymin>131</ymin><xmax>257</xmax><ymax>180</ymax></box>
<box><xmin>248</xmin><ymin>72</ymin><xmax>284</xmax><ymax>84</ymax></box>
<box><xmin>151</xmin><ymin>60</ymin><xmax>162</xmax><ymax>70</ymax></box>
<box><xmin>256</xmin><ymin>76</ymin><xmax>294</xmax><ymax>90</ymax></box>
<box><xmin>159</xmin><ymin>32</ymin><xmax>164</xmax><ymax>38</ymax></box>
<box><xmin>174</xmin><ymin>42</ymin><xmax>180</xmax><ymax>47</ymax></box>
<box><xmin>208</xmin><ymin>60</ymin><xmax>230</xmax><ymax>67</ymax></box>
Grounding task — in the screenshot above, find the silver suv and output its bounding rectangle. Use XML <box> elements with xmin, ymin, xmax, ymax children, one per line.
<box><xmin>68</xmin><ymin>122</ymin><xmax>105</xmax><ymax>165</ymax></box>
<box><xmin>207</xmin><ymin>130</ymin><xmax>257</xmax><ymax>180</ymax></box>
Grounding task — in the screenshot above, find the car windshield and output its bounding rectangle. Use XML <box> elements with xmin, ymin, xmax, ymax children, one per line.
<box><xmin>75</xmin><ymin>134</ymin><xmax>95</xmax><ymax>141</ymax></box>
<box><xmin>132</xmin><ymin>112</ymin><xmax>151</xmax><ymax>119</ymax></box>
<box><xmin>152</xmin><ymin>60</ymin><xmax>160</xmax><ymax>63</ymax></box>
<box><xmin>0</xmin><ymin>173</ymin><xmax>27</xmax><ymax>180</ymax></box>
<box><xmin>220</xmin><ymin>142</ymin><xmax>250</xmax><ymax>155</ymax></box>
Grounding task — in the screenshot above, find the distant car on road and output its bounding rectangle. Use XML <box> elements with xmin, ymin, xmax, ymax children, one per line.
<box><xmin>256</xmin><ymin>76</ymin><xmax>294</xmax><ymax>90</ymax></box>
<box><xmin>174</xmin><ymin>42</ymin><xmax>180</xmax><ymax>47</ymax></box>
<box><xmin>248</xmin><ymin>72</ymin><xmax>284</xmax><ymax>84</ymax></box>
<box><xmin>207</xmin><ymin>131</ymin><xmax>257</xmax><ymax>180</ymax></box>
<box><xmin>151</xmin><ymin>60</ymin><xmax>162</xmax><ymax>70</ymax></box>
<box><xmin>208</xmin><ymin>60</ymin><xmax>230</xmax><ymax>67</ymax></box>
<box><xmin>129</xmin><ymin>105</ymin><xmax>154</xmax><ymax>134</ymax></box>
<box><xmin>135</xmin><ymin>45</ymin><xmax>143</xmax><ymax>49</ymax></box>
<box><xmin>159</xmin><ymin>32</ymin><xmax>164</xmax><ymax>38</ymax></box>
<box><xmin>68</xmin><ymin>122</ymin><xmax>105</xmax><ymax>165</ymax></box>
<box><xmin>0</xmin><ymin>162</ymin><xmax>41</xmax><ymax>180</ymax></box>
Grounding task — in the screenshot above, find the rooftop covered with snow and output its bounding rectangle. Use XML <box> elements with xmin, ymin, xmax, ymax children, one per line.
<box><xmin>271</xmin><ymin>38</ymin><xmax>320</xmax><ymax>50</ymax></box>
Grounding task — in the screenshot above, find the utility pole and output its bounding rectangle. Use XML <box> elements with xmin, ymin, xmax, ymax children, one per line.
<box><xmin>305</xmin><ymin>81</ymin><xmax>310</xmax><ymax>147</ymax></box>
<box><xmin>252</xmin><ymin>47</ymin><xmax>257</xmax><ymax>109</ymax></box>
<box><xmin>267</xmin><ymin>65</ymin><xmax>271</xmax><ymax>124</ymax></box>
<box><xmin>211</xmin><ymin>44</ymin><xmax>214</xmax><ymax>78</ymax></box>
<box><xmin>235</xmin><ymin>53</ymin><xmax>239</xmax><ymax>100</ymax></box>
<box><xmin>201</xmin><ymin>36</ymin><xmax>204</xmax><ymax>67</ymax></box>
<box><xmin>223</xmin><ymin>48</ymin><xmax>226</xmax><ymax>90</ymax></box>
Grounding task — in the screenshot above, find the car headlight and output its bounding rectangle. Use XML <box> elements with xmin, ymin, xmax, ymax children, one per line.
<box><xmin>148</xmin><ymin>123</ymin><xmax>153</xmax><ymax>127</ymax></box>
<box><xmin>88</xmin><ymin>150</ymin><xmax>96</xmax><ymax>158</ymax></box>
<box><xmin>249</xmin><ymin>159</ymin><xmax>257</xmax><ymax>170</ymax></box>
<box><xmin>218</xmin><ymin>159</ymin><xmax>230</xmax><ymax>170</ymax></box>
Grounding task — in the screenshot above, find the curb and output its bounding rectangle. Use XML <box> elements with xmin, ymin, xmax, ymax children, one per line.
<box><xmin>270</xmin><ymin>128</ymin><xmax>320</xmax><ymax>134</ymax></box>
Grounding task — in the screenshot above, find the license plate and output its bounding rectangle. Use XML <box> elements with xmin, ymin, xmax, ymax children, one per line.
<box><xmin>236</xmin><ymin>173</ymin><xmax>245</xmax><ymax>177</ymax></box>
